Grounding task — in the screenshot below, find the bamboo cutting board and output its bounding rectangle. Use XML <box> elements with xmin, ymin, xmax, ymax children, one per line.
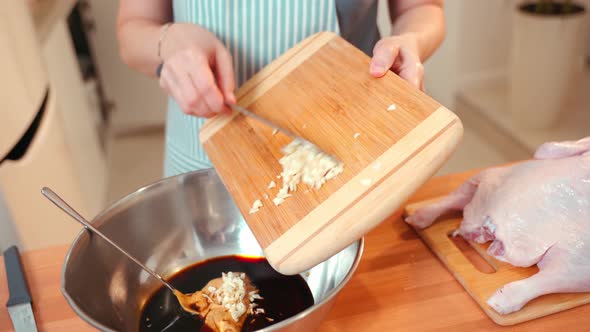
<box><xmin>404</xmin><ymin>198</ymin><xmax>590</xmax><ymax>326</ymax></box>
<box><xmin>200</xmin><ymin>32</ymin><xmax>463</xmax><ymax>275</ymax></box>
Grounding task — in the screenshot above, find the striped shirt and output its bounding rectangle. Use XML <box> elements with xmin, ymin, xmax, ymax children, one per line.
<box><xmin>165</xmin><ymin>0</ymin><xmax>380</xmax><ymax>177</ymax></box>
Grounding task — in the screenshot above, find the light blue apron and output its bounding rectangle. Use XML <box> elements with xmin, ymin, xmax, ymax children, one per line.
<box><xmin>165</xmin><ymin>0</ymin><xmax>379</xmax><ymax>177</ymax></box>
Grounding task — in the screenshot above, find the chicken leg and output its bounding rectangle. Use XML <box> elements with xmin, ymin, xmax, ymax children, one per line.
<box><xmin>487</xmin><ymin>246</ymin><xmax>590</xmax><ymax>314</ymax></box>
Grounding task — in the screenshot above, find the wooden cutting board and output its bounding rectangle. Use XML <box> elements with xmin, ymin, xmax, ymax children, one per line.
<box><xmin>404</xmin><ymin>198</ymin><xmax>590</xmax><ymax>326</ymax></box>
<box><xmin>200</xmin><ymin>32</ymin><xmax>463</xmax><ymax>275</ymax></box>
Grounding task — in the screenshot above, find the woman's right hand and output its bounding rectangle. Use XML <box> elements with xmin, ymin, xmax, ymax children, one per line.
<box><xmin>158</xmin><ymin>23</ymin><xmax>236</xmax><ymax>117</ymax></box>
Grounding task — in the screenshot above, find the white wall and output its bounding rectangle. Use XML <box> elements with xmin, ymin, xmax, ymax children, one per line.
<box><xmin>380</xmin><ymin>0</ymin><xmax>590</xmax><ymax>110</ymax></box>
<box><xmin>422</xmin><ymin>0</ymin><xmax>462</xmax><ymax>108</ymax></box>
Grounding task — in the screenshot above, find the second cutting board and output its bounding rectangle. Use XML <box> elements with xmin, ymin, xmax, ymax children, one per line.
<box><xmin>200</xmin><ymin>32</ymin><xmax>463</xmax><ymax>275</ymax></box>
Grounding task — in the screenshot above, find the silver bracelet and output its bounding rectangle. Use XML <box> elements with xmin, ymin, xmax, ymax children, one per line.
<box><xmin>158</xmin><ymin>22</ymin><xmax>173</xmax><ymax>62</ymax></box>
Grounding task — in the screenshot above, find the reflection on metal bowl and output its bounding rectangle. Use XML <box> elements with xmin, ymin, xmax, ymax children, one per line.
<box><xmin>61</xmin><ymin>169</ymin><xmax>363</xmax><ymax>331</ymax></box>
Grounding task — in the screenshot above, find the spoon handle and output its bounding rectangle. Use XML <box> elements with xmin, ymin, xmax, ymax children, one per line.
<box><xmin>41</xmin><ymin>187</ymin><xmax>176</xmax><ymax>293</ymax></box>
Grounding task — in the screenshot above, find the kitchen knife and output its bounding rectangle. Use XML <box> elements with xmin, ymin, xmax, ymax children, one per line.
<box><xmin>155</xmin><ymin>62</ymin><xmax>300</xmax><ymax>140</ymax></box>
<box><xmin>155</xmin><ymin>62</ymin><xmax>336</xmax><ymax>158</ymax></box>
<box><xmin>4</xmin><ymin>245</ymin><xmax>38</xmax><ymax>332</ymax></box>
<box><xmin>226</xmin><ymin>103</ymin><xmax>300</xmax><ymax>140</ymax></box>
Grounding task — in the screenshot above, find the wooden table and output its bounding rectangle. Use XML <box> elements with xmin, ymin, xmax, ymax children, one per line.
<box><xmin>2</xmin><ymin>169</ymin><xmax>589</xmax><ymax>331</ymax></box>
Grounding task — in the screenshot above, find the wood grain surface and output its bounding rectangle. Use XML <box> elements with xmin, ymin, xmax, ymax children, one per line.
<box><xmin>404</xmin><ymin>198</ymin><xmax>590</xmax><ymax>326</ymax></box>
<box><xmin>2</xmin><ymin>169</ymin><xmax>590</xmax><ymax>331</ymax></box>
<box><xmin>201</xmin><ymin>32</ymin><xmax>463</xmax><ymax>275</ymax></box>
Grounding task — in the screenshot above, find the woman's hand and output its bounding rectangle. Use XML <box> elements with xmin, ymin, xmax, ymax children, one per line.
<box><xmin>159</xmin><ymin>23</ymin><xmax>236</xmax><ymax>117</ymax></box>
<box><xmin>369</xmin><ymin>33</ymin><xmax>424</xmax><ymax>91</ymax></box>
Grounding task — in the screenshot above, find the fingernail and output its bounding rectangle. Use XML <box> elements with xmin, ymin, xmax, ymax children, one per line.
<box><xmin>227</xmin><ymin>92</ymin><xmax>236</xmax><ymax>104</ymax></box>
<box><xmin>370</xmin><ymin>61</ymin><xmax>386</xmax><ymax>72</ymax></box>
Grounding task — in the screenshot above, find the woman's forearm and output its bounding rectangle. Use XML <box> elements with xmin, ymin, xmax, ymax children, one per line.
<box><xmin>117</xmin><ymin>20</ymin><xmax>168</xmax><ymax>77</ymax></box>
<box><xmin>389</xmin><ymin>1</ymin><xmax>445</xmax><ymax>61</ymax></box>
<box><xmin>116</xmin><ymin>0</ymin><xmax>172</xmax><ymax>77</ymax></box>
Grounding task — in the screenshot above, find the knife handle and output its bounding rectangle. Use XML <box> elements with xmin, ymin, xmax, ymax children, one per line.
<box><xmin>3</xmin><ymin>245</ymin><xmax>32</xmax><ymax>306</ymax></box>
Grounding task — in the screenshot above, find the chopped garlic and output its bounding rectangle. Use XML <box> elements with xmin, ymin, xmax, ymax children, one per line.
<box><xmin>249</xmin><ymin>290</ymin><xmax>263</xmax><ymax>301</ymax></box>
<box><xmin>280</xmin><ymin>139</ymin><xmax>343</xmax><ymax>189</ymax></box>
<box><xmin>271</xmin><ymin>139</ymin><xmax>343</xmax><ymax>205</ymax></box>
<box><xmin>360</xmin><ymin>178</ymin><xmax>372</xmax><ymax>186</ymax></box>
<box><xmin>249</xmin><ymin>199</ymin><xmax>263</xmax><ymax>214</ymax></box>
<box><xmin>263</xmin><ymin>193</ymin><xmax>269</xmax><ymax>199</ymax></box>
<box><xmin>202</xmin><ymin>293</ymin><xmax>213</xmax><ymax>302</ymax></box>
<box><xmin>272</xmin><ymin>128</ymin><xmax>278</xmax><ymax>135</ymax></box>
<box><xmin>205</xmin><ymin>272</ymin><xmax>249</xmax><ymax>322</ymax></box>
<box><xmin>387</xmin><ymin>103</ymin><xmax>397</xmax><ymax>111</ymax></box>
<box><xmin>353</xmin><ymin>132</ymin><xmax>360</xmax><ymax>139</ymax></box>
<box><xmin>273</xmin><ymin>186</ymin><xmax>291</xmax><ymax>206</ymax></box>
<box><xmin>267</xmin><ymin>180</ymin><xmax>276</xmax><ymax>189</ymax></box>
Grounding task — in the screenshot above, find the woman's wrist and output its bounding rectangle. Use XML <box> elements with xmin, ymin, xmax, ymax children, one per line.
<box><xmin>158</xmin><ymin>22</ymin><xmax>174</xmax><ymax>63</ymax></box>
<box><xmin>117</xmin><ymin>19</ymin><xmax>172</xmax><ymax>78</ymax></box>
<box><xmin>390</xmin><ymin>5</ymin><xmax>445</xmax><ymax>62</ymax></box>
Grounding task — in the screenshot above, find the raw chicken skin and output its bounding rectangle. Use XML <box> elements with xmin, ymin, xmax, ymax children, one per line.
<box><xmin>406</xmin><ymin>136</ymin><xmax>590</xmax><ymax>315</ymax></box>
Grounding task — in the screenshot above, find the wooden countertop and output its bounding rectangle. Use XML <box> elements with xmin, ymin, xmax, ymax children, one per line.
<box><xmin>2</xmin><ymin>168</ymin><xmax>589</xmax><ymax>331</ymax></box>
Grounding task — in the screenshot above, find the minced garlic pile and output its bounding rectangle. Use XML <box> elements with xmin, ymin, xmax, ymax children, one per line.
<box><xmin>273</xmin><ymin>139</ymin><xmax>343</xmax><ymax>206</ymax></box>
<box><xmin>249</xmin><ymin>138</ymin><xmax>343</xmax><ymax>213</ymax></box>
<box><xmin>205</xmin><ymin>272</ymin><xmax>247</xmax><ymax>321</ymax></box>
<box><xmin>202</xmin><ymin>272</ymin><xmax>265</xmax><ymax>322</ymax></box>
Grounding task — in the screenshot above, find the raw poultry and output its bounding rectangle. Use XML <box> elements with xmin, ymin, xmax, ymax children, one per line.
<box><xmin>406</xmin><ymin>136</ymin><xmax>590</xmax><ymax>315</ymax></box>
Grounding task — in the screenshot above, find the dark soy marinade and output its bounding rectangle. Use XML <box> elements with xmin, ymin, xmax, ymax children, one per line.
<box><xmin>139</xmin><ymin>255</ymin><xmax>314</xmax><ymax>332</ymax></box>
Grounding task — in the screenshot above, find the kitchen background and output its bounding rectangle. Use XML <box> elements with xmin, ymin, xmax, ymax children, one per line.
<box><xmin>1</xmin><ymin>0</ymin><xmax>589</xmax><ymax>252</ymax></box>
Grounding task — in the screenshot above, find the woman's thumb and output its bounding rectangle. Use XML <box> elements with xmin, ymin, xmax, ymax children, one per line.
<box><xmin>370</xmin><ymin>41</ymin><xmax>399</xmax><ymax>77</ymax></box>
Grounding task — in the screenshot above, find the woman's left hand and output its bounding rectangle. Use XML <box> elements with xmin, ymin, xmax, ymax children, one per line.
<box><xmin>369</xmin><ymin>33</ymin><xmax>424</xmax><ymax>91</ymax></box>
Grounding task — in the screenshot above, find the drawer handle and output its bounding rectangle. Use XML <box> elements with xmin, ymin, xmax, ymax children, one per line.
<box><xmin>1</xmin><ymin>87</ymin><xmax>49</xmax><ymax>164</ymax></box>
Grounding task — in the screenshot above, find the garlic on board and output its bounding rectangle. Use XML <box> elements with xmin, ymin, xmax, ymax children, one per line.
<box><xmin>273</xmin><ymin>139</ymin><xmax>343</xmax><ymax>205</ymax></box>
<box><xmin>249</xmin><ymin>199</ymin><xmax>263</xmax><ymax>214</ymax></box>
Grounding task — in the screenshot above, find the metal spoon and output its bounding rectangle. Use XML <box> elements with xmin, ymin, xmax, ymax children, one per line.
<box><xmin>41</xmin><ymin>187</ymin><xmax>200</xmax><ymax>316</ymax></box>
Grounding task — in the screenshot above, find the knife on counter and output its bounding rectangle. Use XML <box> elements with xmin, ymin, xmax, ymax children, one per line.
<box><xmin>4</xmin><ymin>245</ymin><xmax>38</xmax><ymax>332</ymax></box>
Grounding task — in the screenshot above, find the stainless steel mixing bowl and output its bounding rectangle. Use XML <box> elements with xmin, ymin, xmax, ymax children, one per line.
<box><xmin>61</xmin><ymin>169</ymin><xmax>363</xmax><ymax>331</ymax></box>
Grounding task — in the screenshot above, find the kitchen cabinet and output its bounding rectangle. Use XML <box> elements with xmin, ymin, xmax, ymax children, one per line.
<box><xmin>0</xmin><ymin>0</ymin><xmax>107</xmax><ymax>251</ymax></box>
<box><xmin>0</xmin><ymin>1</ymin><xmax>48</xmax><ymax>160</ymax></box>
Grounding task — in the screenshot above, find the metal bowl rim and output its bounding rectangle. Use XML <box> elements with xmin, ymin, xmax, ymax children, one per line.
<box><xmin>60</xmin><ymin>168</ymin><xmax>365</xmax><ymax>332</ymax></box>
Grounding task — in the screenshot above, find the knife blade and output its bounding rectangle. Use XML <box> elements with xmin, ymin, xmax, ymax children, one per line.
<box><xmin>4</xmin><ymin>245</ymin><xmax>38</xmax><ymax>332</ymax></box>
<box><xmin>226</xmin><ymin>103</ymin><xmax>300</xmax><ymax>140</ymax></box>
